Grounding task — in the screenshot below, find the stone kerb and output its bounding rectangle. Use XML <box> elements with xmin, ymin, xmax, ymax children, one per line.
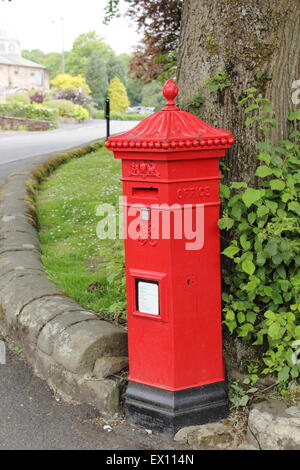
<box><xmin>0</xmin><ymin>143</ymin><xmax>128</xmax><ymax>415</ymax></box>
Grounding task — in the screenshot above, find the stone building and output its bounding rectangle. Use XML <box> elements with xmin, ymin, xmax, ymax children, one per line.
<box><xmin>0</xmin><ymin>32</ymin><xmax>50</xmax><ymax>95</ymax></box>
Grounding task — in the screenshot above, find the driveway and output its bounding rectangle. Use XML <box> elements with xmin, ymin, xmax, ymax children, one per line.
<box><xmin>0</xmin><ymin>119</ymin><xmax>138</xmax><ymax>185</ymax></box>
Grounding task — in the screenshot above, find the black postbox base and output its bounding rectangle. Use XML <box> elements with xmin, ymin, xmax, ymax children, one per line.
<box><xmin>125</xmin><ymin>380</ymin><xmax>229</xmax><ymax>437</ymax></box>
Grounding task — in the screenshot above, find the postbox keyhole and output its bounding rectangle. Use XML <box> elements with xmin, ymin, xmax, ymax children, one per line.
<box><xmin>187</xmin><ymin>279</ymin><xmax>191</xmax><ymax>286</ymax></box>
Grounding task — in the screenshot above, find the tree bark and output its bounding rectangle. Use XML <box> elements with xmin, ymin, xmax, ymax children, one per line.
<box><xmin>177</xmin><ymin>0</ymin><xmax>300</xmax><ymax>184</ymax></box>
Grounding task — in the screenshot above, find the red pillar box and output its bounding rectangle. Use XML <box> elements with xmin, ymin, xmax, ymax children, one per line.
<box><xmin>105</xmin><ymin>80</ymin><xmax>234</xmax><ymax>436</ymax></box>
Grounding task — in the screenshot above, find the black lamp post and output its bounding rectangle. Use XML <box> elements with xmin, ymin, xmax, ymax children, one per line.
<box><xmin>105</xmin><ymin>96</ymin><xmax>110</xmax><ymax>140</ymax></box>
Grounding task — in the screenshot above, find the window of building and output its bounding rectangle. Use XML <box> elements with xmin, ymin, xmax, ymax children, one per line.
<box><xmin>34</xmin><ymin>71</ymin><xmax>44</xmax><ymax>86</ymax></box>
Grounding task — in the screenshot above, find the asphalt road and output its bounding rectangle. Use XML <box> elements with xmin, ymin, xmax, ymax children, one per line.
<box><xmin>0</xmin><ymin>340</ymin><xmax>187</xmax><ymax>450</ymax></box>
<box><xmin>0</xmin><ymin>121</ymin><xmax>188</xmax><ymax>450</ymax></box>
<box><xmin>0</xmin><ymin>119</ymin><xmax>138</xmax><ymax>186</ymax></box>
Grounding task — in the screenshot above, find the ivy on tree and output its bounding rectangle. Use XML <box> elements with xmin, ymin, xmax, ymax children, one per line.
<box><xmin>220</xmin><ymin>88</ymin><xmax>300</xmax><ymax>387</ymax></box>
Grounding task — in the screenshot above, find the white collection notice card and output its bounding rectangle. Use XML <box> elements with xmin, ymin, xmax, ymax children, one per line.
<box><xmin>137</xmin><ymin>281</ymin><xmax>159</xmax><ymax>315</ymax></box>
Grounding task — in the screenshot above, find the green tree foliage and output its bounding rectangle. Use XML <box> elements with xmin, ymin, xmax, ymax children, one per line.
<box><xmin>85</xmin><ymin>52</ymin><xmax>108</xmax><ymax>107</ymax></box>
<box><xmin>22</xmin><ymin>49</ymin><xmax>45</xmax><ymax>64</ymax></box>
<box><xmin>118</xmin><ymin>53</ymin><xmax>131</xmax><ymax>74</ymax></box>
<box><xmin>141</xmin><ymin>81</ymin><xmax>165</xmax><ymax>110</ymax></box>
<box><xmin>106</xmin><ymin>53</ymin><xmax>126</xmax><ymax>85</ymax></box>
<box><xmin>65</xmin><ymin>32</ymin><xmax>113</xmax><ymax>76</ymax></box>
<box><xmin>22</xmin><ymin>31</ymin><xmax>159</xmax><ymax>110</ymax></box>
<box><xmin>22</xmin><ymin>49</ymin><xmax>65</xmax><ymax>79</ymax></box>
<box><xmin>108</xmin><ymin>76</ymin><xmax>130</xmax><ymax>113</ymax></box>
<box><xmin>43</xmin><ymin>53</ymin><xmax>65</xmax><ymax>79</ymax></box>
<box><xmin>126</xmin><ymin>78</ymin><xmax>144</xmax><ymax>107</ymax></box>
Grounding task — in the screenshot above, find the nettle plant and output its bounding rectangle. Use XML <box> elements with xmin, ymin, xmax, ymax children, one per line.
<box><xmin>219</xmin><ymin>88</ymin><xmax>300</xmax><ymax>386</ymax></box>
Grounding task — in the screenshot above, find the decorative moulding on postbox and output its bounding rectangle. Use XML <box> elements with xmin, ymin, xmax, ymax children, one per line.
<box><xmin>105</xmin><ymin>80</ymin><xmax>234</xmax><ymax>152</ymax></box>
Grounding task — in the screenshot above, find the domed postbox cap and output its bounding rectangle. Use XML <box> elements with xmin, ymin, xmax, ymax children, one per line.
<box><xmin>105</xmin><ymin>80</ymin><xmax>234</xmax><ymax>152</ymax></box>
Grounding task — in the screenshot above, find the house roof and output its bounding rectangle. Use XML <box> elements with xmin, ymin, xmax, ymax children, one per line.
<box><xmin>0</xmin><ymin>54</ymin><xmax>47</xmax><ymax>70</ymax></box>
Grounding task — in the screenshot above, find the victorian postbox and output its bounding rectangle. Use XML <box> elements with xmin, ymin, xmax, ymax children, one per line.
<box><xmin>105</xmin><ymin>80</ymin><xmax>234</xmax><ymax>435</ymax></box>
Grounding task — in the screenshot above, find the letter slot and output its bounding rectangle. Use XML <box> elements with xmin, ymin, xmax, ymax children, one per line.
<box><xmin>132</xmin><ymin>187</ymin><xmax>158</xmax><ymax>199</ymax></box>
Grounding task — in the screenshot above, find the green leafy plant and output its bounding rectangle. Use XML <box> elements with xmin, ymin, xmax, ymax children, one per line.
<box><xmin>205</xmin><ymin>71</ymin><xmax>231</xmax><ymax>93</ymax></box>
<box><xmin>229</xmin><ymin>380</ymin><xmax>258</xmax><ymax>407</ymax></box>
<box><xmin>243</xmin><ymin>363</ymin><xmax>260</xmax><ymax>386</ymax></box>
<box><xmin>187</xmin><ymin>91</ymin><xmax>205</xmax><ymax>116</ymax></box>
<box><xmin>15</xmin><ymin>346</ymin><xmax>22</xmax><ymax>355</ymax></box>
<box><xmin>72</xmin><ymin>104</ymin><xmax>89</xmax><ymax>121</ymax></box>
<box><xmin>6</xmin><ymin>93</ymin><xmax>30</xmax><ymax>105</ymax></box>
<box><xmin>220</xmin><ymin>88</ymin><xmax>300</xmax><ymax>387</ymax></box>
<box><xmin>255</xmin><ymin>68</ymin><xmax>272</xmax><ymax>82</ymax></box>
<box><xmin>0</xmin><ymin>102</ymin><xmax>58</xmax><ymax>128</ymax></box>
<box><xmin>46</xmin><ymin>99</ymin><xmax>75</xmax><ymax>118</ymax></box>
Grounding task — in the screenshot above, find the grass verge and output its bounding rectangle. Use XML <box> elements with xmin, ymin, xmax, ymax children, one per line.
<box><xmin>36</xmin><ymin>146</ymin><xmax>126</xmax><ymax>321</ymax></box>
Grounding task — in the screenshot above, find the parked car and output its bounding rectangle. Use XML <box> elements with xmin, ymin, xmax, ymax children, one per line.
<box><xmin>126</xmin><ymin>106</ymin><xmax>155</xmax><ymax>115</ymax></box>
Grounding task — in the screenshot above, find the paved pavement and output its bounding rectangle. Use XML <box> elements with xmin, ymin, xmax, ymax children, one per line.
<box><xmin>0</xmin><ymin>121</ymin><xmax>187</xmax><ymax>450</ymax></box>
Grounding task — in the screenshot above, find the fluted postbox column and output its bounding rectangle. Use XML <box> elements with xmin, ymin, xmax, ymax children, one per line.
<box><xmin>105</xmin><ymin>80</ymin><xmax>234</xmax><ymax>436</ymax></box>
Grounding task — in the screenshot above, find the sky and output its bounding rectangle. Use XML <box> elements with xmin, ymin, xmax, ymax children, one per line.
<box><xmin>0</xmin><ymin>0</ymin><xmax>142</xmax><ymax>55</ymax></box>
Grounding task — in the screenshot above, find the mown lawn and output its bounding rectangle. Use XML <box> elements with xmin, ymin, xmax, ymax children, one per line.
<box><xmin>36</xmin><ymin>148</ymin><xmax>126</xmax><ymax>320</ymax></box>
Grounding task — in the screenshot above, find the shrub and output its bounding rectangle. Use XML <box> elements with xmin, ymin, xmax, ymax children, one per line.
<box><xmin>46</xmin><ymin>99</ymin><xmax>75</xmax><ymax>118</ymax></box>
<box><xmin>72</xmin><ymin>104</ymin><xmax>89</xmax><ymax>121</ymax></box>
<box><xmin>0</xmin><ymin>102</ymin><xmax>58</xmax><ymax>128</ymax></box>
<box><xmin>220</xmin><ymin>88</ymin><xmax>300</xmax><ymax>387</ymax></box>
<box><xmin>51</xmin><ymin>74</ymin><xmax>91</xmax><ymax>93</ymax></box>
<box><xmin>6</xmin><ymin>93</ymin><xmax>30</xmax><ymax>105</ymax></box>
<box><xmin>30</xmin><ymin>91</ymin><xmax>45</xmax><ymax>104</ymax></box>
<box><xmin>108</xmin><ymin>76</ymin><xmax>130</xmax><ymax>113</ymax></box>
<box><xmin>51</xmin><ymin>73</ymin><xmax>92</xmax><ymax>108</ymax></box>
<box><xmin>54</xmin><ymin>88</ymin><xmax>92</xmax><ymax>107</ymax></box>
<box><xmin>46</xmin><ymin>100</ymin><xmax>89</xmax><ymax>121</ymax></box>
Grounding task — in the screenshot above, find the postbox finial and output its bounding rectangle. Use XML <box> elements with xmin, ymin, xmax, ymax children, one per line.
<box><xmin>162</xmin><ymin>80</ymin><xmax>178</xmax><ymax>109</ymax></box>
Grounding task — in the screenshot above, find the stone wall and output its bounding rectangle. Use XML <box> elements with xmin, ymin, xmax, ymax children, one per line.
<box><xmin>0</xmin><ymin>116</ymin><xmax>51</xmax><ymax>131</ymax></box>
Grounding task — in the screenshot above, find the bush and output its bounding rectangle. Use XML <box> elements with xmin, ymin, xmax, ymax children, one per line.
<box><xmin>46</xmin><ymin>100</ymin><xmax>89</xmax><ymax>121</ymax></box>
<box><xmin>54</xmin><ymin>88</ymin><xmax>92</xmax><ymax>107</ymax></box>
<box><xmin>220</xmin><ymin>88</ymin><xmax>300</xmax><ymax>387</ymax></box>
<box><xmin>72</xmin><ymin>104</ymin><xmax>89</xmax><ymax>121</ymax></box>
<box><xmin>6</xmin><ymin>93</ymin><xmax>30</xmax><ymax>105</ymax></box>
<box><xmin>0</xmin><ymin>102</ymin><xmax>58</xmax><ymax>128</ymax></box>
<box><xmin>30</xmin><ymin>91</ymin><xmax>45</xmax><ymax>104</ymax></box>
<box><xmin>46</xmin><ymin>99</ymin><xmax>75</xmax><ymax>117</ymax></box>
<box><xmin>108</xmin><ymin>76</ymin><xmax>130</xmax><ymax>113</ymax></box>
<box><xmin>51</xmin><ymin>74</ymin><xmax>91</xmax><ymax>93</ymax></box>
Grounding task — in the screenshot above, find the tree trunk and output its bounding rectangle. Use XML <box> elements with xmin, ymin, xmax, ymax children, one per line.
<box><xmin>177</xmin><ymin>0</ymin><xmax>300</xmax><ymax>184</ymax></box>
